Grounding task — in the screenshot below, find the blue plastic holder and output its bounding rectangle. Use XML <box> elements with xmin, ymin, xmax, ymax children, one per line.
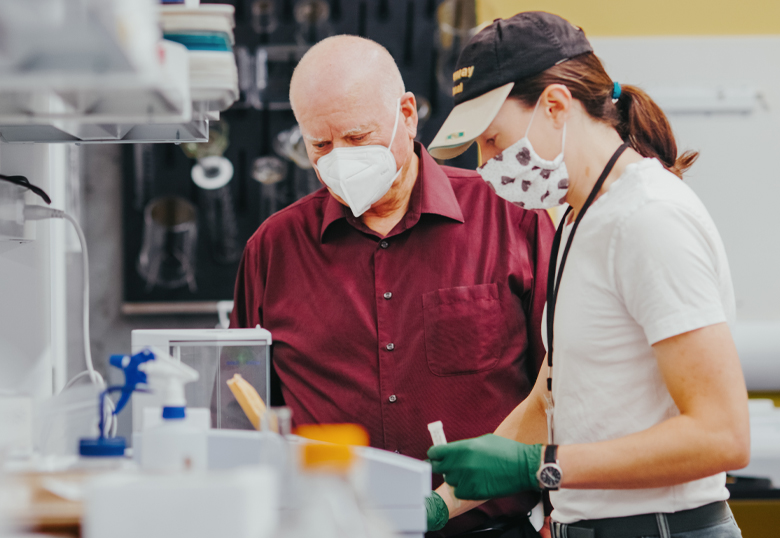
<box><xmin>79</xmin><ymin>437</ymin><xmax>126</xmax><ymax>457</ymax></box>
<box><xmin>162</xmin><ymin>406</ymin><xmax>186</xmax><ymax>419</ymax></box>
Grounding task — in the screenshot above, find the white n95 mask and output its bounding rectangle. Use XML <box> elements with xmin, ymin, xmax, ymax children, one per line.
<box><xmin>314</xmin><ymin>99</ymin><xmax>403</xmax><ymax>217</ymax></box>
<box><xmin>477</xmin><ymin>99</ymin><xmax>569</xmax><ymax>209</ymax></box>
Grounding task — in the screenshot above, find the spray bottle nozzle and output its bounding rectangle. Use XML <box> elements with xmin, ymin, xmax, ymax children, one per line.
<box><xmin>109</xmin><ymin>350</ymin><xmax>155</xmax><ymax>416</ymax></box>
<box><xmin>138</xmin><ymin>349</ymin><xmax>199</xmax><ymax>420</ymax></box>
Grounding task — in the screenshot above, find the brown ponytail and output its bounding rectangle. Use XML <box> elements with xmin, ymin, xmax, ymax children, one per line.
<box><xmin>508</xmin><ymin>53</ymin><xmax>698</xmax><ymax>179</ymax></box>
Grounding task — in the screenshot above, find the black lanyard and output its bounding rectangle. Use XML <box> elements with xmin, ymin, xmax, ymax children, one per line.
<box><xmin>545</xmin><ymin>142</ymin><xmax>630</xmax><ymax>393</ymax></box>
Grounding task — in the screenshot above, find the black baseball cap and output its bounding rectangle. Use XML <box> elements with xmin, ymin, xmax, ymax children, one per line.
<box><xmin>429</xmin><ymin>12</ymin><xmax>592</xmax><ymax>160</ymax></box>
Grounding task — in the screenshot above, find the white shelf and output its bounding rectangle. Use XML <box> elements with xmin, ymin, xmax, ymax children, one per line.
<box><xmin>0</xmin><ymin>40</ymin><xmax>204</xmax><ymax>144</ymax></box>
<box><xmin>0</xmin><ymin>41</ymin><xmax>191</xmax><ymax>125</ymax></box>
<box><xmin>0</xmin><ymin>0</ymin><xmax>238</xmax><ymax>144</ymax></box>
<box><xmin>0</xmin><ymin>119</ymin><xmax>209</xmax><ymax>144</ymax></box>
<box><xmin>0</xmin><ymin>0</ymin><xmax>162</xmax><ymax>79</ymax></box>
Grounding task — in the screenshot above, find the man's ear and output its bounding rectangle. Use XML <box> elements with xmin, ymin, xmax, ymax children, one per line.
<box><xmin>400</xmin><ymin>92</ymin><xmax>418</xmax><ymax>139</ymax></box>
<box><xmin>539</xmin><ymin>84</ymin><xmax>572</xmax><ymax>129</ymax></box>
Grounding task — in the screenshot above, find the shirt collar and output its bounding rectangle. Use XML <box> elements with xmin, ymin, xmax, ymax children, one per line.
<box><xmin>320</xmin><ymin>142</ymin><xmax>465</xmax><ymax>242</ymax></box>
<box><xmin>416</xmin><ymin>142</ymin><xmax>465</xmax><ymax>223</ymax></box>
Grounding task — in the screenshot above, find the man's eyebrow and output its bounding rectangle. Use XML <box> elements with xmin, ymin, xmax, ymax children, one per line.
<box><xmin>303</xmin><ymin>134</ymin><xmax>329</xmax><ymax>143</ymax></box>
<box><xmin>303</xmin><ymin>124</ymin><xmax>377</xmax><ymax>143</ymax></box>
<box><xmin>341</xmin><ymin>124</ymin><xmax>375</xmax><ymax>136</ymax></box>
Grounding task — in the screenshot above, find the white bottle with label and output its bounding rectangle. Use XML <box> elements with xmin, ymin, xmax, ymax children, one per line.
<box><xmin>141</xmin><ymin>407</ymin><xmax>208</xmax><ymax>471</ymax></box>
<box><xmin>138</xmin><ymin>351</ymin><xmax>208</xmax><ymax>472</ymax></box>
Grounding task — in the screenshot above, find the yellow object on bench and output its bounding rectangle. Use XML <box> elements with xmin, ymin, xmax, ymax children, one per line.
<box><xmin>226</xmin><ymin>373</ymin><xmax>267</xmax><ymax>430</ymax></box>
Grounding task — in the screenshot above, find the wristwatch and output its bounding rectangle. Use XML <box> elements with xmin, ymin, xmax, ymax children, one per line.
<box><xmin>536</xmin><ymin>444</ymin><xmax>562</xmax><ymax>490</ymax></box>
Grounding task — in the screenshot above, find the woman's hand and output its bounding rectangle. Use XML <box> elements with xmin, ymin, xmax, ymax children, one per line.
<box><xmin>428</xmin><ymin>434</ymin><xmax>543</xmax><ymax>500</ymax></box>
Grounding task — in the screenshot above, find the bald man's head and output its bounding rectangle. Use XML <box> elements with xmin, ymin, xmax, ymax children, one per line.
<box><xmin>289</xmin><ymin>35</ymin><xmax>405</xmax><ymax>117</ymax></box>
<box><xmin>289</xmin><ymin>35</ymin><xmax>419</xmax><ymax>217</ymax></box>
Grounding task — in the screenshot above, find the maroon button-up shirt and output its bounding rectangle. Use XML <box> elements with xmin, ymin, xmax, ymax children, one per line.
<box><xmin>231</xmin><ymin>143</ymin><xmax>554</xmax><ymax>535</ymax></box>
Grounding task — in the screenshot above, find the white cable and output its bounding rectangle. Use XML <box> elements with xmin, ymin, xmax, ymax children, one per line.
<box><xmin>61</xmin><ymin>211</ymin><xmax>100</xmax><ymax>385</ymax></box>
<box><xmin>63</xmin><ymin>370</ymin><xmax>102</xmax><ymax>390</ymax></box>
<box><xmin>24</xmin><ymin>205</ymin><xmax>116</xmax><ymax>436</ymax></box>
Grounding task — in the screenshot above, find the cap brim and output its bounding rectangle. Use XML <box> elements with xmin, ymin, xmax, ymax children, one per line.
<box><xmin>428</xmin><ymin>82</ymin><xmax>514</xmax><ymax>160</ymax></box>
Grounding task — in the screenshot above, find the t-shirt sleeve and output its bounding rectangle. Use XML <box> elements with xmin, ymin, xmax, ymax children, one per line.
<box><xmin>612</xmin><ymin>201</ymin><xmax>726</xmax><ymax>345</ymax></box>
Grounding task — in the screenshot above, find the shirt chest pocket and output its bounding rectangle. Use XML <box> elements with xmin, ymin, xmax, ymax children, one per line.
<box><xmin>422</xmin><ymin>283</ymin><xmax>503</xmax><ymax>376</ymax></box>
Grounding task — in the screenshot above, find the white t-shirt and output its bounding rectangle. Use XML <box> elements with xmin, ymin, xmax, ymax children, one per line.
<box><xmin>546</xmin><ymin>158</ymin><xmax>735</xmax><ymax>524</ymax></box>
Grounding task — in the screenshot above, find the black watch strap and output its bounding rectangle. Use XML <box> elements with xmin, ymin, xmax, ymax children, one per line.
<box><xmin>545</xmin><ymin>444</ymin><xmax>558</xmax><ymax>464</ymax></box>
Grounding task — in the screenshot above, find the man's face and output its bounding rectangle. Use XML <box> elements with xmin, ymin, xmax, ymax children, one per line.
<box><xmin>294</xmin><ymin>84</ymin><xmax>418</xmax><ymax>207</ymax></box>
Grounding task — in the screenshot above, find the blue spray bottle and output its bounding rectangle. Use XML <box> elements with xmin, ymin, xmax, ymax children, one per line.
<box><xmin>78</xmin><ymin>350</ymin><xmax>155</xmax><ymax>457</ymax></box>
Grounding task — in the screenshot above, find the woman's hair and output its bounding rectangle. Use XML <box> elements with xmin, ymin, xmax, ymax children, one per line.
<box><xmin>508</xmin><ymin>53</ymin><xmax>697</xmax><ymax>179</ymax></box>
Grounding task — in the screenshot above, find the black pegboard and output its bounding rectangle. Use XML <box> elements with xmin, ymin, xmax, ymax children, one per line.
<box><xmin>123</xmin><ymin>0</ymin><xmax>478</xmax><ymax>308</ymax></box>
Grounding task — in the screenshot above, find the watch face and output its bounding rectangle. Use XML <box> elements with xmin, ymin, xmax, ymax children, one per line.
<box><xmin>540</xmin><ymin>465</ymin><xmax>562</xmax><ymax>488</ymax></box>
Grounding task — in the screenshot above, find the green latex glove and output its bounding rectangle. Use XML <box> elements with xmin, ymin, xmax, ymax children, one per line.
<box><xmin>425</xmin><ymin>491</ymin><xmax>449</xmax><ymax>532</ymax></box>
<box><xmin>427</xmin><ymin>434</ymin><xmax>543</xmax><ymax>500</ymax></box>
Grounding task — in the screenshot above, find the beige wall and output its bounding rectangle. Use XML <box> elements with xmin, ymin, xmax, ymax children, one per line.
<box><xmin>477</xmin><ymin>0</ymin><xmax>780</xmax><ymax>35</ymax></box>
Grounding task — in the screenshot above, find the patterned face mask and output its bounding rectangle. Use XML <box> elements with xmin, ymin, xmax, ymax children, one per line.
<box><xmin>477</xmin><ymin>99</ymin><xmax>569</xmax><ymax>209</ymax></box>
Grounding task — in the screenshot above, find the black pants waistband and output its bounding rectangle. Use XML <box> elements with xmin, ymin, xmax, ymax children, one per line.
<box><xmin>551</xmin><ymin>501</ymin><xmax>732</xmax><ymax>538</ymax></box>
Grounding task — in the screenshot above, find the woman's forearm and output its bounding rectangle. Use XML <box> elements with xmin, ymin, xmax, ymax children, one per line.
<box><xmin>558</xmin><ymin>324</ymin><xmax>750</xmax><ymax>490</ymax></box>
<box><xmin>435</xmin><ymin>483</ymin><xmax>484</xmax><ymax>519</ymax></box>
<box><xmin>558</xmin><ymin>412</ymin><xmax>749</xmax><ymax>489</ymax></box>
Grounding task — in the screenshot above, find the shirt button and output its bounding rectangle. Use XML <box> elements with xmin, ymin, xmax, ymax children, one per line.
<box><xmin>386</xmin><ymin>343</ymin><xmax>395</xmax><ymax>351</ymax></box>
<box><xmin>383</xmin><ymin>291</ymin><xmax>392</xmax><ymax>300</ymax></box>
<box><xmin>380</xmin><ymin>240</ymin><xmax>389</xmax><ymax>249</ymax></box>
<box><xmin>389</xmin><ymin>395</ymin><xmax>397</xmax><ymax>403</ymax></box>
